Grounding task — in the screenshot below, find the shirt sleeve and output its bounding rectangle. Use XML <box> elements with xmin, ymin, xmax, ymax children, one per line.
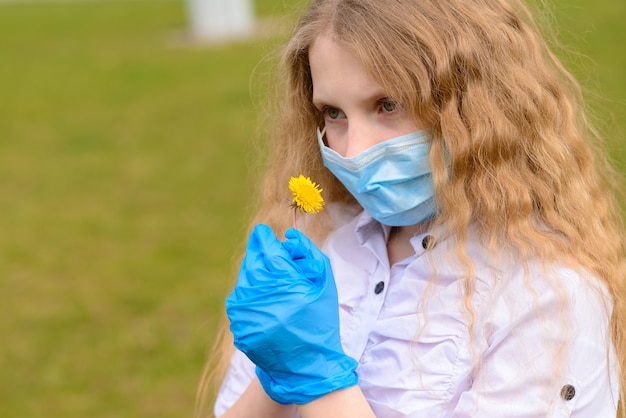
<box><xmin>452</xmin><ymin>267</ymin><xmax>619</xmax><ymax>417</ymax></box>
<box><xmin>213</xmin><ymin>349</ymin><xmax>257</xmax><ymax>417</ymax></box>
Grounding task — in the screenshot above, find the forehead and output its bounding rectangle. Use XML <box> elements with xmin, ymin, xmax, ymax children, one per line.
<box><xmin>309</xmin><ymin>34</ymin><xmax>386</xmax><ymax>105</ymax></box>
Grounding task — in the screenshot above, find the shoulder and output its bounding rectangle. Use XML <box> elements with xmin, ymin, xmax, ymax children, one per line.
<box><xmin>420</xmin><ymin>228</ymin><xmax>613</xmax><ymax>342</ymax></box>
<box><xmin>427</xmin><ymin>226</ymin><xmax>611</xmax><ymax>305</ymax></box>
<box><xmin>434</xmin><ymin>233</ymin><xmax>618</xmax><ymax>414</ymax></box>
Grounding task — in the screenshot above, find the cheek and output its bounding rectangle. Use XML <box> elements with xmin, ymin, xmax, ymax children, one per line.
<box><xmin>321</xmin><ymin>127</ymin><xmax>347</xmax><ymax>155</ymax></box>
<box><xmin>325</xmin><ymin>135</ymin><xmax>347</xmax><ymax>156</ymax></box>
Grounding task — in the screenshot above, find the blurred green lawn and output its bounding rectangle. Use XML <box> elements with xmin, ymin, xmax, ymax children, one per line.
<box><xmin>0</xmin><ymin>0</ymin><xmax>623</xmax><ymax>417</ymax></box>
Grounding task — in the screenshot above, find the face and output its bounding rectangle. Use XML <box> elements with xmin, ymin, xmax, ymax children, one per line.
<box><xmin>309</xmin><ymin>34</ymin><xmax>426</xmax><ymax>158</ymax></box>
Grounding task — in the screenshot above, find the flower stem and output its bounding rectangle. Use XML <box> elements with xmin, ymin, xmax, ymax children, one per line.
<box><xmin>292</xmin><ymin>208</ymin><xmax>298</xmax><ymax>229</ymax></box>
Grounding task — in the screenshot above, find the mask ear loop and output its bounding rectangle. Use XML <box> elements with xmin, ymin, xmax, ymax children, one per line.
<box><xmin>317</xmin><ymin>127</ymin><xmax>327</xmax><ymax>146</ymax></box>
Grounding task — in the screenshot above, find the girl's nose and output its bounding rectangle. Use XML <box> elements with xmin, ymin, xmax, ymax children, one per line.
<box><xmin>344</xmin><ymin>121</ymin><xmax>380</xmax><ymax>158</ymax></box>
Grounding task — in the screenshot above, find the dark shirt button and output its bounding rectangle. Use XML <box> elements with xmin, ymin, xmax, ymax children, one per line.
<box><xmin>422</xmin><ymin>235</ymin><xmax>434</xmax><ymax>250</ymax></box>
<box><xmin>561</xmin><ymin>384</ymin><xmax>576</xmax><ymax>401</ymax></box>
<box><xmin>374</xmin><ymin>281</ymin><xmax>385</xmax><ymax>295</ymax></box>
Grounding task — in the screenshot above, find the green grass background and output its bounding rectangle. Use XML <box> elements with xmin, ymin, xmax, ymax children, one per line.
<box><xmin>0</xmin><ymin>0</ymin><xmax>623</xmax><ymax>416</ymax></box>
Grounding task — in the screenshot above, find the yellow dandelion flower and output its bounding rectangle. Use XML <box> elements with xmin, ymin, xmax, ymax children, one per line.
<box><xmin>289</xmin><ymin>175</ymin><xmax>325</xmax><ymax>214</ymax></box>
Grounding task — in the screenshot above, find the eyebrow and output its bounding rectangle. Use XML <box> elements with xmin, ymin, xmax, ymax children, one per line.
<box><xmin>312</xmin><ymin>88</ymin><xmax>390</xmax><ymax>110</ymax></box>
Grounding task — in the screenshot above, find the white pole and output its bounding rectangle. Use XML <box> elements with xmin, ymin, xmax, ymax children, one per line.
<box><xmin>187</xmin><ymin>0</ymin><xmax>254</xmax><ymax>41</ymax></box>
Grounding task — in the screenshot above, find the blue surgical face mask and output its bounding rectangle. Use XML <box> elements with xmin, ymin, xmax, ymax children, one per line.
<box><xmin>318</xmin><ymin>128</ymin><xmax>437</xmax><ymax>226</ymax></box>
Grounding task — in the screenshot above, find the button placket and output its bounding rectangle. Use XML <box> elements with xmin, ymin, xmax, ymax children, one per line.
<box><xmin>345</xmin><ymin>237</ymin><xmax>391</xmax><ymax>361</ymax></box>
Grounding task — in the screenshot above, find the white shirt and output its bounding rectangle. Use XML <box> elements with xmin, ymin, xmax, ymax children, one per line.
<box><xmin>215</xmin><ymin>208</ymin><xmax>619</xmax><ymax>417</ymax></box>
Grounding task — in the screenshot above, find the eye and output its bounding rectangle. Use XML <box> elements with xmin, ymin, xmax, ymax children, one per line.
<box><xmin>379</xmin><ymin>99</ymin><xmax>399</xmax><ymax>113</ymax></box>
<box><xmin>324</xmin><ymin>107</ymin><xmax>346</xmax><ymax>120</ymax></box>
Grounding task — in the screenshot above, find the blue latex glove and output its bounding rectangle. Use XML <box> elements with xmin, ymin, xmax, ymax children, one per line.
<box><xmin>225</xmin><ymin>224</ymin><xmax>358</xmax><ymax>405</ymax></box>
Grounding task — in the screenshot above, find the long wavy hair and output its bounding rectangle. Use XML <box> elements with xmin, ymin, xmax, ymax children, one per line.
<box><xmin>197</xmin><ymin>0</ymin><xmax>626</xmax><ymax>415</ymax></box>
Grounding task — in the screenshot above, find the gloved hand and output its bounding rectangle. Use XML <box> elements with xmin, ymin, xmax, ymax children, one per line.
<box><xmin>225</xmin><ymin>224</ymin><xmax>358</xmax><ymax>405</ymax></box>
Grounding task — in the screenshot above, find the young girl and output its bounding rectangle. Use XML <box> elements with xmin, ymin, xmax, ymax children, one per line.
<box><xmin>199</xmin><ymin>0</ymin><xmax>626</xmax><ymax>416</ymax></box>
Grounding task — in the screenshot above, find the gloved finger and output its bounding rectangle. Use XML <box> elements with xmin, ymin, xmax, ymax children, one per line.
<box><xmin>283</xmin><ymin>228</ymin><xmax>331</xmax><ymax>284</ymax></box>
<box><xmin>283</xmin><ymin>228</ymin><xmax>323</xmax><ymax>261</ymax></box>
<box><xmin>245</xmin><ymin>224</ymin><xmax>298</xmax><ymax>275</ymax></box>
<box><xmin>290</xmin><ymin>257</ymin><xmax>325</xmax><ymax>281</ymax></box>
<box><xmin>282</xmin><ymin>238</ymin><xmax>309</xmax><ymax>261</ymax></box>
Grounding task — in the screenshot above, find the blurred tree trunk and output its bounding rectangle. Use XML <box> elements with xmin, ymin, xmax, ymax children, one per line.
<box><xmin>187</xmin><ymin>0</ymin><xmax>254</xmax><ymax>41</ymax></box>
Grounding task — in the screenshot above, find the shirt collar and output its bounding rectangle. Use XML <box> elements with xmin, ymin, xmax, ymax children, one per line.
<box><xmin>353</xmin><ymin>211</ymin><xmax>435</xmax><ymax>259</ymax></box>
<box><xmin>354</xmin><ymin>211</ymin><xmax>391</xmax><ymax>246</ymax></box>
